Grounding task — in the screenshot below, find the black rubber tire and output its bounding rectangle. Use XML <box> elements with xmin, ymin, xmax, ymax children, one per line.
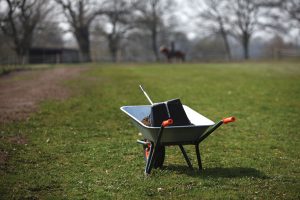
<box><xmin>143</xmin><ymin>141</ymin><xmax>165</xmax><ymax>168</ymax></box>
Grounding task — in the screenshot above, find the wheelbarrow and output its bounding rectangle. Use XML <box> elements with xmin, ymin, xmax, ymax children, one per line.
<box><xmin>120</xmin><ymin>86</ymin><xmax>236</xmax><ymax>175</ymax></box>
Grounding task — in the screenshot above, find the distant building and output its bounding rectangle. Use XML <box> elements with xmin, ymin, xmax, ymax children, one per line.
<box><xmin>29</xmin><ymin>47</ymin><xmax>80</xmax><ymax>64</ymax></box>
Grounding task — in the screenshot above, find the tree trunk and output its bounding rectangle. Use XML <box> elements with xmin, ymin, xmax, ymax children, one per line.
<box><xmin>109</xmin><ymin>41</ymin><xmax>118</xmax><ymax>63</ymax></box>
<box><xmin>220</xmin><ymin>29</ymin><xmax>231</xmax><ymax>60</ymax></box>
<box><xmin>75</xmin><ymin>27</ymin><xmax>91</xmax><ymax>62</ymax></box>
<box><xmin>78</xmin><ymin>40</ymin><xmax>91</xmax><ymax>62</ymax></box>
<box><xmin>15</xmin><ymin>38</ymin><xmax>31</xmax><ymax>65</ymax></box>
<box><xmin>242</xmin><ymin>32</ymin><xmax>250</xmax><ymax>60</ymax></box>
<box><xmin>108</xmin><ymin>33</ymin><xmax>119</xmax><ymax>62</ymax></box>
<box><xmin>217</xmin><ymin>18</ymin><xmax>231</xmax><ymax>61</ymax></box>
<box><xmin>151</xmin><ymin>27</ymin><xmax>159</xmax><ymax>62</ymax></box>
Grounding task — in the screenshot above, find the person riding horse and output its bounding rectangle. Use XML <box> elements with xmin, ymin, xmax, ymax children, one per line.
<box><xmin>159</xmin><ymin>45</ymin><xmax>185</xmax><ymax>62</ymax></box>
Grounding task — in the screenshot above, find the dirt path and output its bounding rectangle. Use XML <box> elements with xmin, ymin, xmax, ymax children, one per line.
<box><xmin>0</xmin><ymin>67</ymin><xmax>87</xmax><ymax>123</ymax></box>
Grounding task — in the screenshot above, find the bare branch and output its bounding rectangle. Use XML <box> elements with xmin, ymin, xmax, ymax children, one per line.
<box><xmin>0</xmin><ymin>0</ymin><xmax>53</xmax><ymax>63</ymax></box>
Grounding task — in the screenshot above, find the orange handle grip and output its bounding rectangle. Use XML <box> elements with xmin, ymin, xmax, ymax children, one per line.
<box><xmin>162</xmin><ymin>119</ymin><xmax>173</xmax><ymax>127</ymax></box>
<box><xmin>223</xmin><ymin>116</ymin><xmax>236</xmax><ymax>124</ymax></box>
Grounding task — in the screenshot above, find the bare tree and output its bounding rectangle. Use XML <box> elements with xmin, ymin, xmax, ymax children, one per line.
<box><xmin>191</xmin><ymin>0</ymin><xmax>263</xmax><ymax>60</ymax></box>
<box><xmin>261</xmin><ymin>0</ymin><xmax>300</xmax><ymax>29</ymax></box>
<box><xmin>97</xmin><ymin>0</ymin><xmax>135</xmax><ymax>62</ymax></box>
<box><xmin>33</xmin><ymin>21</ymin><xmax>64</xmax><ymax>48</ymax></box>
<box><xmin>55</xmin><ymin>0</ymin><xmax>103</xmax><ymax>62</ymax></box>
<box><xmin>0</xmin><ymin>0</ymin><xmax>52</xmax><ymax>64</ymax></box>
<box><xmin>280</xmin><ymin>0</ymin><xmax>300</xmax><ymax>25</ymax></box>
<box><xmin>192</xmin><ymin>0</ymin><xmax>232</xmax><ymax>60</ymax></box>
<box><xmin>135</xmin><ymin>0</ymin><xmax>169</xmax><ymax>61</ymax></box>
<box><xmin>225</xmin><ymin>0</ymin><xmax>263</xmax><ymax>60</ymax></box>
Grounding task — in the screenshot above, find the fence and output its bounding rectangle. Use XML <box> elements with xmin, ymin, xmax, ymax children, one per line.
<box><xmin>273</xmin><ymin>48</ymin><xmax>300</xmax><ymax>59</ymax></box>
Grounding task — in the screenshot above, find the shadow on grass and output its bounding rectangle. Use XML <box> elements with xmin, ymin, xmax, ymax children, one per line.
<box><xmin>162</xmin><ymin>165</ymin><xmax>268</xmax><ymax>179</ymax></box>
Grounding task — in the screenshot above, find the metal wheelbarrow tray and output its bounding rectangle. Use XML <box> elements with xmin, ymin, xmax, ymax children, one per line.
<box><xmin>121</xmin><ymin>105</ymin><xmax>214</xmax><ymax>143</ymax></box>
<box><xmin>120</xmin><ymin>104</ymin><xmax>236</xmax><ymax>175</ymax></box>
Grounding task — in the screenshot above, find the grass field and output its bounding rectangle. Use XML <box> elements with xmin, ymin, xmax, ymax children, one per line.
<box><xmin>0</xmin><ymin>61</ymin><xmax>299</xmax><ymax>199</ymax></box>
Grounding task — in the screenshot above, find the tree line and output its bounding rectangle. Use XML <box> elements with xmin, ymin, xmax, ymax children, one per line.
<box><xmin>0</xmin><ymin>0</ymin><xmax>299</xmax><ymax>63</ymax></box>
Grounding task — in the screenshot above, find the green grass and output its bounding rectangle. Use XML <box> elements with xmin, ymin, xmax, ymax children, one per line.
<box><xmin>1</xmin><ymin>61</ymin><xmax>300</xmax><ymax>199</ymax></box>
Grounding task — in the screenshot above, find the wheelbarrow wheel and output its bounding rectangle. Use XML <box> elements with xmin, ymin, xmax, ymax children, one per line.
<box><xmin>143</xmin><ymin>140</ymin><xmax>165</xmax><ymax>168</ymax></box>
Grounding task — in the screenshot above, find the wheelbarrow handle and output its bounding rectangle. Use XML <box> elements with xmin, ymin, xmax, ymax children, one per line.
<box><xmin>197</xmin><ymin>116</ymin><xmax>236</xmax><ymax>143</ymax></box>
<box><xmin>223</xmin><ymin>116</ymin><xmax>236</xmax><ymax>124</ymax></box>
<box><xmin>162</xmin><ymin>119</ymin><xmax>173</xmax><ymax>127</ymax></box>
<box><xmin>146</xmin><ymin>118</ymin><xmax>173</xmax><ymax>174</ymax></box>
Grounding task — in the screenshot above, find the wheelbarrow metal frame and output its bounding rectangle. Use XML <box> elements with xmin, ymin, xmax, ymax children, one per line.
<box><xmin>120</xmin><ymin>105</ymin><xmax>235</xmax><ymax>175</ymax></box>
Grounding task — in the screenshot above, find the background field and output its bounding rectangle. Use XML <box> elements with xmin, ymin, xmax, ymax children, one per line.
<box><xmin>0</xmin><ymin>61</ymin><xmax>299</xmax><ymax>199</ymax></box>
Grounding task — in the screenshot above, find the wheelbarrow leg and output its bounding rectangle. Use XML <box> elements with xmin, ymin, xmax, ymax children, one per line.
<box><xmin>179</xmin><ymin>145</ymin><xmax>193</xmax><ymax>169</ymax></box>
<box><xmin>145</xmin><ymin>119</ymin><xmax>173</xmax><ymax>175</ymax></box>
<box><xmin>195</xmin><ymin>144</ymin><xmax>203</xmax><ymax>171</ymax></box>
<box><xmin>145</xmin><ymin>142</ymin><xmax>154</xmax><ymax>174</ymax></box>
<box><xmin>146</xmin><ymin>143</ymin><xmax>159</xmax><ymax>174</ymax></box>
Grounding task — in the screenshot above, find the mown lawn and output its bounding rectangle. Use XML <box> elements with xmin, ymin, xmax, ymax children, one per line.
<box><xmin>0</xmin><ymin>61</ymin><xmax>299</xmax><ymax>199</ymax></box>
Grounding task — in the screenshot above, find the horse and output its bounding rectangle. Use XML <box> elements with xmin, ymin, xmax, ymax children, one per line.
<box><xmin>159</xmin><ymin>46</ymin><xmax>185</xmax><ymax>62</ymax></box>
